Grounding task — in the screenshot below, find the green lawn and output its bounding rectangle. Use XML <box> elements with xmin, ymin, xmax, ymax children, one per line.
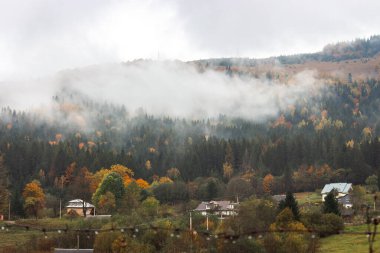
<box><xmin>320</xmin><ymin>224</ymin><xmax>380</xmax><ymax>253</ymax></box>
<box><xmin>294</xmin><ymin>192</ymin><xmax>322</xmax><ymax>205</ymax></box>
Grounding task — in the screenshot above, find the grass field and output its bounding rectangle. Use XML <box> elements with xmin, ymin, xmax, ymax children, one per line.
<box><xmin>294</xmin><ymin>192</ymin><xmax>322</xmax><ymax>205</ymax></box>
<box><xmin>320</xmin><ymin>224</ymin><xmax>380</xmax><ymax>253</ymax></box>
<box><xmin>0</xmin><ymin>222</ymin><xmax>40</xmax><ymax>251</ymax></box>
<box><xmin>0</xmin><ymin>218</ymin><xmax>108</xmax><ymax>252</ymax></box>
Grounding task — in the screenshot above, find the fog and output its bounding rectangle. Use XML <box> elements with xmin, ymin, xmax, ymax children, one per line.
<box><xmin>0</xmin><ymin>61</ymin><xmax>322</xmax><ymax>124</ymax></box>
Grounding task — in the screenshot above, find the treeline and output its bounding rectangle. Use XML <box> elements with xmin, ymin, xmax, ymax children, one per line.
<box><xmin>197</xmin><ymin>35</ymin><xmax>380</xmax><ymax>66</ymax></box>
<box><xmin>0</xmin><ymin>78</ymin><xmax>380</xmax><ymax>216</ymax></box>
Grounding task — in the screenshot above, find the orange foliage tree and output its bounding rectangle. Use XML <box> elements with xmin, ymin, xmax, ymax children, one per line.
<box><xmin>136</xmin><ymin>178</ymin><xmax>149</xmax><ymax>189</ymax></box>
<box><xmin>263</xmin><ymin>174</ymin><xmax>274</xmax><ymax>194</ymax></box>
<box><xmin>22</xmin><ymin>180</ymin><xmax>45</xmax><ymax>218</ymax></box>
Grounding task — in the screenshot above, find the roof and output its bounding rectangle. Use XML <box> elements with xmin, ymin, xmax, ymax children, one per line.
<box><xmin>321</xmin><ymin>183</ymin><xmax>352</xmax><ymax>194</ymax></box>
<box><xmin>272</xmin><ymin>195</ymin><xmax>286</xmax><ymax>203</ymax></box>
<box><xmin>194</xmin><ymin>200</ymin><xmax>236</xmax><ymax>211</ymax></box>
<box><xmin>66</xmin><ymin>199</ymin><xmax>95</xmax><ymax>208</ymax></box>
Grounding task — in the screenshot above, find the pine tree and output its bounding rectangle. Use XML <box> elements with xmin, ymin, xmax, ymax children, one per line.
<box><xmin>278</xmin><ymin>191</ymin><xmax>300</xmax><ymax>220</ymax></box>
<box><xmin>323</xmin><ymin>191</ymin><xmax>341</xmax><ymax>216</ymax></box>
<box><xmin>0</xmin><ymin>155</ymin><xmax>10</xmax><ymax>217</ymax></box>
<box><xmin>283</xmin><ymin>167</ymin><xmax>293</xmax><ymax>192</ymax></box>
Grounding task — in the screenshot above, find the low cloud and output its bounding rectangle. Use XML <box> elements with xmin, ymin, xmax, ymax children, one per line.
<box><xmin>1</xmin><ymin>61</ymin><xmax>322</xmax><ymax>128</ymax></box>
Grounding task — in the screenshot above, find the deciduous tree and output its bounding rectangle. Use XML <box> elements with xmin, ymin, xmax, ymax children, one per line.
<box><xmin>92</xmin><ymin>172</ymin><xmax>125</xmax><ymax>208</ymax></box>
<box><xmin>98</xmin><ymin>191</ymin><xmax>116</xmax><ymax>214</ymax></box>
<box><xmin>22</xmin><ymin>180</ymin><xmax>45</xmax><ymax>218</ymax></box>
<box><xmin>263</xmin><ymin>174</ymin><xmax>274</xmax><ymax>194</ymax></box>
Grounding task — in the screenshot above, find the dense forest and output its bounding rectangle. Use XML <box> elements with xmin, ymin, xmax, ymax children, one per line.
<box><xmin>0</xmin><ymin>74</ymin><xmax>379</xmax><ymax>217</ymax></box>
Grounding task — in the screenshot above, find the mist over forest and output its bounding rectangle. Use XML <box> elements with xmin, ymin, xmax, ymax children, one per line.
<box><xmin>1</xmin><ymin>38</ymin><xmax>380</xmax><ymax>216</ymax></box>
<box><xmin>3</xmin><ymin>1</ymin><xmax>380</xmax><ymax>251</ymax></box>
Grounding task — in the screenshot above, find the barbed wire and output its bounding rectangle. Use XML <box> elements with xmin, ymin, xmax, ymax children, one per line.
<box><xmin>1</xmin><ymin>221</ymin><xmax>377</xmax><ymax>239</ymax></box>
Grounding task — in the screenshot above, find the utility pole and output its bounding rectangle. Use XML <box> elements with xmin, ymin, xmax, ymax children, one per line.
<box><xmin>189</xmin><ymin>211</ymin><xmax>192</xmax><ymax>231</ymax></box>
<box><xmin>189</xmin><ymin>211</ymin><xmax>193</xmax><ymax>253</ymax></box>
<box><xmin>8</xmin><ymin>198</ymin><xmax>10</xmax><ymax>221</ymax></box>
<box><xmin>60</xmin><ymin>176</ymin><xmax>64</xmax><ymax>219</ymax></box>
<box><xmin>206</xmin><ymin>214</ymin><xmax>209</xmax><ymax>231</ymax></box>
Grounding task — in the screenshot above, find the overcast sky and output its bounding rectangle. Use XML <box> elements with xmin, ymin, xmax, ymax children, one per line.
<box><xmin>1</xmin><ymin>0</ymin><xmax>380</xmax><ymax>80</ymax></box>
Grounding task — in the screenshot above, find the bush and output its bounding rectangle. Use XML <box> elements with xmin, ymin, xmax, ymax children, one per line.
<box><xmin>319</xmin><ymin>213</ymin><xmax>344</xmax><ymax>236</ymax></box>
<box><xmin>302</xmin><ymin>210</ymin><xmax>343</xmax><ymax>237</ymax></box>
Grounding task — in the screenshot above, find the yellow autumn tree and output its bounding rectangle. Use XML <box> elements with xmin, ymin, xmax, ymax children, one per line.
<box><xmin>166</xmin><ymin>168</ymin><xmax>181</xmax><ymax>180</ymax></box>
<box><xmin>223</xmin><ymin>162</ymin><xmax>234</xmax><ymax>180</ymax></box>
<box><xmin>23</xmin><ymin>180</ymin><xmax>45</xmax><ymax>218</ymax></box>
<box><xmin>110</xmin><ymin>164</ymin><xmax>134</xmax><ymax>178</ymax></box>
<box><xmin>90</xmin><ymin>168</ymin><xmax>110</xmax><ymax>193</ymax></box>
<box><xmin>362</xmin><ymin>127</ymin><xmax>372</xmax><ymax>140</ymax></box>
<box><xmin>145</xmin><ymin>160</ymin><xmax>152</xmax><ymax>170</ymax></box>
<box><xmin>90</xmin><ymin>165</ymin><xmax>134</xmax><ymax>193</ymax></box>
<box><xmin>159</xmin><ymin>177</ymin><xmax>173</xmax><ymax>184</ymax></box>
<box><xmin>263</xmin><ymin>174</ymin><xmax>274</xmax><ymax>194</ymax></box>
<box><xmin>266</xmin><ymin>208</ymin><xmax>309</xmax><ymax>253</ymax></box>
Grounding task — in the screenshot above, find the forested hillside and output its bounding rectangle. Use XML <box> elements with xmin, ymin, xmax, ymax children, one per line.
<box><xmin>0</xmin><ymin>75</ymin><xmax>379</xmax><ymax>217</ymax></box>
<box><xmin>1</xmin><ymin>37</ymin><xmax>380</xmax><ymax>217</ymax></box>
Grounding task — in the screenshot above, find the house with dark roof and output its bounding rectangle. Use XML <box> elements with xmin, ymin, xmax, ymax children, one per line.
<box><xmin>321</xmin><ymin>183</ymin><xmax>353</xmax><ymax>208</ymax></box>
<box><xmin>194</xmin><ymin>200</ymin><xmax>238</xmax><ymax>218</ymax></box>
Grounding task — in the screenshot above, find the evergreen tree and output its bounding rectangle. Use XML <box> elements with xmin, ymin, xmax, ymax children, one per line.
<box><xmin>278</xmin><ymin>191</ymin><xmax>300</xmax><ymax>220</ymax></box>
<box><xmin>283</xmin><ymin>167</ymin><xmax>293</xmax><ymax>192</ymax></box>
<box><xmin>0</xmin><ymin>155</ymin><xmax>10</xmax><ymax>217</ymax></box>
<box><xmin>323</xmin><ymin>191</ymin><xmax>341</xmax><ymax>216</ymax></box>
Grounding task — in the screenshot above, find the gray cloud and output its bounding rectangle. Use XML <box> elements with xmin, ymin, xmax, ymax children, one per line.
<box><xmin>0</xmin><ymin>0</ymin><xmax>379</xmax><ymax>80</ymax></box>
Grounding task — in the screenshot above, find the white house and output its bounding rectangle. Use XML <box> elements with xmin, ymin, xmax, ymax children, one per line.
<box><xmin>194</xmin><ymin>200</ymin><xmax>238</xmax><ymax>218</ymax></box>
<box><xmin>66</xmin><ymin>199</ymin><xmax>95</xmax><ymax>216</ymax></box>
<box><xmin>321</xmin><ymin>183</ymin><xmax>353</xmax><ymax>208</ymax></box>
